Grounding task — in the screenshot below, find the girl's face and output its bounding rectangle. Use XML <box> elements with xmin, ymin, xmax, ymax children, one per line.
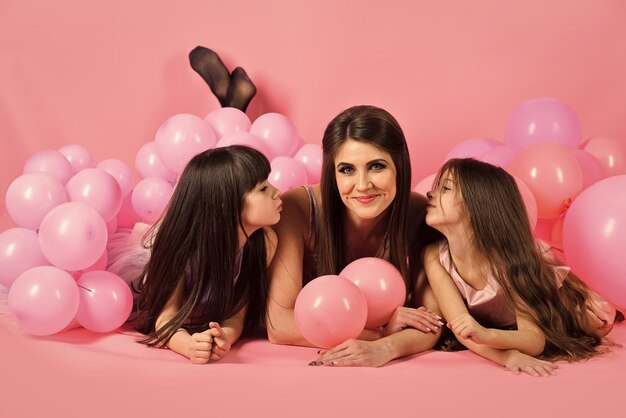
<box><xmin>334</xmin><ymin>139</ymin><xmax>397</xmax><ymax>221</ymax></box>
<box><xmin>425</xmin><ymin>170</ymin><xmax>467</xmax><ymax>231</ymax></box>
<box><xmin>241</xmin><ymin>179</ymin><xmax>282</xmax><ymax>233</ymax></box>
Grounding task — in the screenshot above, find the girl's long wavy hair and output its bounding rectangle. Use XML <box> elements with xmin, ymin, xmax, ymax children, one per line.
<box><xmin>134</xmin><ymin>145</ymin><xmax>271</xmax><ymax>347</ymax></box>
<box><xmin>436</xmin><ymin>158</ymin><xmax>622</xmax><ymax>360</ymax></box>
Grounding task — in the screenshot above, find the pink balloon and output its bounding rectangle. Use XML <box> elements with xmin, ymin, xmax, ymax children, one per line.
<box><xmin>294</xmin><ymin>275</ymin><xmax>368</xmax><ymax>348</ymax></box>
<box><xmin>117</xmin><ymin>192</ymin><xmax>142</xmax><ymax>229</ymax></box>
<box><xmin>106</xmin><ymin>217</ymin><xmax>118</xmax><ymax>236</ymax></box>
<box><xmin>512</xmin><ymin>176</ymin><xmax>538</xmax><ymax>229</ymax></box>
<box><xmin>23</xmin><ymin>149</ymin><xmax>74</xmax><ymax>184</ymax></box>
<box><xmin>478</xmin><ymin>145</ymin><xmax>520</xmax><ymax>169</ymax></box>
<box><xmin>154</xmin><ymin>113</ymin><xmax>217</xmax><ymax>174</ymax></box>
<box><xmin>135</xmin><ymin>141</ymin><xmax>177</xmax><ymax>182</ymax></box>
<box><xmin>204</xmin><ymin>107</ymin><xmax>252</xmax><ymax>139</ymax></box>
<box><xmin>339</xmin><ymin>258</ymin><xmax>406</xmax><ymax>328</ymax></box>
<box><xmin>582</xmin><ymin>136</ymin><xmax>626</xmax><ymax>177</ymax></box>
<box><xmin>69</xmin><ymin>250</ymin><xmax>108</xmax><ymax>280</ymax></box>
<box><xmin>551</xmin><ymin>218</ymin><xmax>564</xmax><ymax>247</ymax></box>
<box><xmin>444</xmin><ymin>137</ymin><xmax>501</xmax><ymax>162</ymax></box>
<box><xmin>562</xmin><ymin>175</ymin><xmax>626</xmax><ymax>307</ymax></box>
<box><xmin>131</xmin><ymin>177</ymin><xmax>174</xmax><ymax>224</ymax></box>
<box><xmin>293</xmin><ymin>143</ymin><xmax>323</xmax><ymax>184</ymax></box>
<box><xmin>8</xmin><ymin>266</ymin><xmax>79</xmax><ymax>336</ymax></box>
<box><xmin>413</xmin><ymin>173</ymin><xmax>437</xmax><ymax>197</ymax></box>
<box><xmin>66</xmin><ymin>168</ymin><xmax>123</xmax><ymax>222</ymax></box>
<box><xmin>38</xmin><ymin>202</ymin><xmax>108</xmax><ymax>271</ymax></box>
<box><xmin>533</xmin><ymin>218</ymin><xmax>557</xmax><ymax>243</ymax></box>
<box><xmin>96</xmin><ymin>159</ymin><xmax>134</xmax><ymax>198</ymax></box>
<box><xmin>75</xmin><ymin>271</ymin><xmax>133</xmax><ymax>333</ymax></box>
<box><xmin>508</xmin><ymin>143</ymin><xmax>583</xmax><ymax>219</ymax></box>
<box><xmin>504</xmin><ymin>97</ymin><xmax>581</xmax><ymax>149</ymax></box>
<box><xmin>216</xmin><ymin>132</ymin><xmax>269</xmax><ymax>157</ymax></box>
<box><xmin>571</xmin><ymin>149</ymin><xmax>604</xmax><ymax>190</ymax></box>
<box><xmin>250</xmin><ymin>113</ymin><xmax>299</xmax><ymax>159</ymax></box>
<box><xmin>5</xmin><ymin>172</ymin><xmax>68</xmax><ymax>230</ymax></box>
<box><xmin>269</xmin><ymin>157</ymin><xmax>308</xmax><ymax>193</ymax></box>
<box><xmin>0</xmin><ymin>228</ymin><xmax>50</xmax><ymax>288</ymax></box>
<box><xmin>58</xmin><ymin>144</ymin><xmax>94</xmax><ymax>174</ymax></box>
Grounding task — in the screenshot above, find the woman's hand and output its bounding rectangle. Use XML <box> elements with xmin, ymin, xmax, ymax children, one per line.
<box><xmin>504</xmin><ymin>350</ymin><xmax>558</xmax><ymax>377</ymax></box>
<box><xmin>188</xmin><ymin>330</ymin><xmax>214</xmax><ymax>364</ymax></box>
<box><xmin>309</xmin><ymin>338</ymin><xmax>393</xmax><ymax>368</ymax></box>
<box><xmin>448</xmin><ymin>313</ymin><xmax>492</xmax><ymax>345</ymax></box>
<box><xmin>382</xmin><ymin>306</ymin><xmax>443</xmax><ymax>337</ymax></box>
<box><xmin>208</xmin><ymin>322</ymin><xmax>232</xmax><ymax>362</ymax></box>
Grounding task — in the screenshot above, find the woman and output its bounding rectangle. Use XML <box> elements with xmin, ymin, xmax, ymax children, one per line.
<box><xmin>267</xmin><ymin>105</ymin><xmax>442</xmax><ymax>367</ymax></box>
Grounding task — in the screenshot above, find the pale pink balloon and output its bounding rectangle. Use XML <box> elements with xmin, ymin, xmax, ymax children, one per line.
<box><xmin>250</xmin><ymin>113</ymin><xmax>299</xmax><ymax>159</ymax></box>
<box><xmin>117</xmin><ymin>193</ymin><xmax>142</xmax><ymax>229</ymax></box>
<box><xmin>154</xmin><ymin>113</ymin><xmax>217</xmax><ymax>174</ymax></box>
<box><xmin>216</xmin><ymin>132</ymin><xmax>270</xmax><ymax>157</ymax></box>
<box><xmin>131</xmin><ymin>177</ymin><xmax>174</xmax><ymax>224</ymax></box>
<box><xmin>5</xmin><ymin>172</ymin><xmax>68</xmax><ymax>230</ymax></box>
<box><xmin>508</xmin><ymin>143</ymin><xmax>583</xmax><ymax>219</ymax></box>
<box><xmin>269</xmin><ymin>157</ymin><xmax>308</xmax><ymax>193</ymax></box>
<box><xmin>58</xmin><ymin>144</ymin><xmax>94</xmax><ymax>174</ymax></box>
<box><xmin>8</xmin><ymin>266</ymin><xmax>79</xmax><ymax>336</ymax></box>
<box><xmin>293</xmin><ymin>143</ymin><xmax>323</xmax><ymax>184</ymax></box>
<box><xmin>562</xmin><ymin>175</ymin><xmax>626</xmax><ymax>307</ymax></box>
<box><xmin>38</xmin><ymin>202</ymin><xmax>108</xmax><ymax>271</ymax></box>
<box><xmin>66</xmin><ymin>168</ymin><xmax>122</xmax><ymax>222</ymax></box>
<box><xmin>413</xmin><ymin>173</ymin><xmax>437</xmax><ymax>197</ymax></box>
<box><xmin>294</xmin><ymin>275</ymin><xmax>368</xmax><ymax>348</ymax></box>
<box><xmin>444</xmin><ymin>137</ymin><xmax>501</xmax><ymax>162</ymax></box>
<box><xmin>0</xmin><ymin>228</ymin><xmax>50</xmax><ymax>288</ymax></box>
<box><xmin>23</xmin><ymin>149</ymin><xmax>74</xmax><ymax>184</ymax></box>
<box><xmin>135</xmin><ymin>141</ymin><xmax>177</xmax><ymax>182</ymax></box>
<box><xmin>339</xmin><ymin>258</ymin><xmax>406</xmax><ymax>328</ymax></box>
<box><xmin>204</xmin><ymin>107</ymin><xmax>252</xmax><ymax>139</ymax></box>
<box><xmin>478</xmin><ymin>145</ymin><xmax>520</xmax><ymax>169</ymax></box>
<box><xmin>512</xmin><ymin>176</ymin><xmax>538</xmax><ymax>229</ymax></box>
<box><xmin>75</xmin><ymin>271</ymin><xmax>133</xmax><ymax>333</ymax></box>
<box><xmin>504</xmin><ymin>97</ymin><xmax>581</xmax><ymax>149</ymax></box>
<box><xmin>96</xmin><ymin>159</ymin><xmax>133</xmax><ymax>198</ymax></box>
<box><xmin>582</xmin><ymin>136</ymin><xmax>626</xmax><ymax>177</ymax></box>
<box><xmin>571</xmin><ymin>149</ymin><xmax>604</xmax><ymax>190</ymax></box>
<box><xmin>106</xmin><ymin>217</ymin><xmax>118</xmax><ymax>236</ymax></box>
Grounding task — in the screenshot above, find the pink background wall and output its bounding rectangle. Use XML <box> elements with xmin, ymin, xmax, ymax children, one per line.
<box><xmin>2</xmin><ymin>0</ymin><xmax>626</xmax><ymax>230</ymax></box>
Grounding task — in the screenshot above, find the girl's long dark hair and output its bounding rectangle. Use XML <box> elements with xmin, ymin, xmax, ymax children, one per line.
<box><xmin>134</xmin><ymin>145</ymin><xmax>270</xmax><ymax>347</ymax></box>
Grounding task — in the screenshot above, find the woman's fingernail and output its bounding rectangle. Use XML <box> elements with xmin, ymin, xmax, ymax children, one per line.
<box><xmin>438</xmin><ymin>321</ymin><xmax>444</xmax><ymax>326</ymax></box>
<box><xmin>330</xmin><ymin>361</ymin><xmax>337</xmax><ymax>366</ymax></box>
<box><xmin>308</xmin><ymin>361</ymin><xmax>322</xmax><ymax>366</ymax></box>
<box><xmin>426</xmin><ymin>328</ymin><xmax>431</xmax><ymax>332</ymax></box>
<box><xmin>317</xmin><ymin>350</ymin><xmax>321</xmax><ymax>354</ymax></box>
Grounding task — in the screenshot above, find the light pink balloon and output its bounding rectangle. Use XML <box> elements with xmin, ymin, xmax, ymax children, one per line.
<box><xmin>38</xmin><ymin>202</ymin><xmax>108</xmax><ymax>271</ymax></box>
<box><xmin>154</xmin><ymin>113</ymin><xmax>217</xmax><ymax>174</ymax></box>
<box><xmin>135</xmin><ymin>141</ymin><xmax>177</xmax><ymax>182</ymax></box>
<box><xmin>66</xmin><ymin>168</ymin><xmax>122</xmax><ymax>222</ymax></box>
<box><xmin>339</xmin><ymin>258</ymin><xmax>406</xmax><ymax>328</ymax></box>
<box><xmin>293</xmin><ymin>143</ymin><xmax>323</xmax><ymax>184</ymax></box>
<box><xmin>8</xmin><ymin>266</ymin><xmax>79</xmax><ymax>336</ymax></box>
<box><xmin>571</xmin><ymin>149</ymin><xmax>604</xmax><ymax>190</ymax></box>
<box><xmin>562</xmin><ymin>175</ymin><xmax>626</xmax><ymax>307</ymax></box>
<box><xmin>444</xmin><ymin>137</ymin><xmax>501</xmax><ymax>162</ymax></box>
<box><xmin>117</xmin><ymin>193</ymin><xmax>142</xmax><ymax>229</ymax></box>
<box><xmin>294</xmin><ymin>275</ymin><xmax>368</xmax><ymax>348</ymax></box>
<box><xmin>0</xmin><ymin>228</ymin><xmax>50</xmax><ymax>288</ymax></box>
<box><xmin>75</xmin><ymin>271</ymin><xmax>133</xmax><ymax>333</ymax></box>
<box><xmin>413</xmin><ymin>173</ymin><xmax>437</xmax><ymax>197</ymax></box>
<box><xmin>216</xmin><ymin>132</ymin><xmax>270</xmax><ymax>157</ymax></box>
<box><xmin>582</xmin><ymin>136</ymin><xmax>626</xmax><ymax>177</ymax></box>
<box><xmin>250</xmin><ymin>113</ymin><xmax>299</xmax><ymax>159</ymax></box>
<box><xmin>478</xmin><ymin>145</ymin><xmax>520</xmax><ymax>169</ymax></box>
<box><xmin>23</xmin><ymin>149</ymin><xmax>74</xmax><ymax>184</ymax></box>
<box><xmin>508</xmin><ymin>143</ymin><xmax>583</xmax><ymax>219</ymax></box>
<box><xmin>204</xmin><ymin>107</ymin><xmax>252</xmax><ymax>139</ymax></box>
<box><xmin>269</xmin><ymin>157</ymin><xmax>308</xmax><ymax>193</ymax></box>
<box><xmin>513</xmin><ymin>176</ymin><xmax>538</xmax><ymax>230</ymax></box>
<box><xmin>5</xmin><ymin>172</ymin><xmax>68</xmax><ymax>230</ymax></box>
<box><xmin>58</xmin><ymin>144</ymin><xmax>94</xmax><ymax>174</ymax></box>
<box><xmin>96</xmin><ymin>159</ymin><xmax>133</xmax><ymax>198</ymax></box>
<box><xmin>131</xmin><ymin>177</ymin><xmax>174</xmax><ymax>224</ymax></box>
<box><xmin>504</xmin><ymin>97</ymin><xmax>581</xmax><ymax>149</ymax></box>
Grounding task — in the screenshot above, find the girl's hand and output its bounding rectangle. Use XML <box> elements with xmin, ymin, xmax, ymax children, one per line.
<box><xmin>208</xmin><ymin>322</ymin><xmax>231</xmax><ymax>361</ymax></box>
<box><xmin>381</xmin><ymin>306</ymin><xmax>443</xmax><ymax>337</ymax></box>
<box><xmin>188</xmin><ymin>330</ymin><xmax>214</xmax><ymax>364</ymax></box>
<box><xmin>448</xmin><ymin>313</ymin><xmax>491</xmax><ymax>344</ymax></box>
<box><xmin>504</xmin><ymin>351</ymin><xmax>558</xmax><ymax>377</ymax></box>
<box><xmin>310</xmin><ymin>339</ymin><xmax>392</xmax><ymax>368</ymax></box>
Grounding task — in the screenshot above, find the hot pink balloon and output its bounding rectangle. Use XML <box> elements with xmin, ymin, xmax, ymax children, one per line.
<box><xmin>562</xmin><ymin>175</ymin><xmax>626</xmax><ymax>307</ymax></box>
<box><xmin>508</xmin><ymin>143</ymin><xmax>583</xmax><ymax>219</ymax></box>
<box><xmin>23</xmin><ymin>149</ymin><xmax>74</xmax><ymax>184</ymax></box>
<box><xmin>216</xmin><ymin>132</ymin><xmax>269</xmax><ymax>156</ymax></box>
<box><xmin>339</xmin><ymin>258</ymin><xmax>406</xmax><ymax>328</ymax></box>
<box><xmin>117</xmin><ymin>192</ymin><xmax>142</xmax><ymax>229</ymax></box>
<box><xmin>0</xmin><ymin>228</ymin><xmax>50</xmax><ymax>288</ymax></box>
<box><xmin>294</xmin><ymin>275</ymin><xmax>368</xmax><ymax>348</ymax></box>
<box><xmin>513</xmin><ymin>176</ymin><xmax>538</xmax><ymax>229</ymax></box>
<box><xmin>58</xmin><ymin>144</ymin><xmax>94</xmax><ymax>174</ymax></box>
<box><xmin>293</xmin><ymin>143</ymin><xmax>323</xmax><ymax>184</ymax></box>
<box><xmin>75</xmin><ymin>271</ymin><xmax>133</xmax><ymax>333</ymax></box>
<box><xmin>269</xmin><ymin>157</ymin><xmax>308</xmax><ymax>193</ymax></box>
<box><xmin>413</xmin><ymin>173</ymin><xmax>437</xmax><ymax>197</ymax></box>
<box><xmin>131</xmin><ymin>177</ymin><xmax>174</xmax><ymax>224</ymax></box>
<box><xmin>8</xmin><ymin>266</ymin><xmax>79</xmax><ymax>336</ymax></box>
<box><xmin>478</xmin><ymin>145</ymin><xmax>520</xmax><ymax>169</ymax></box>
<box><xmin>96</xmin><ymin>159</ymin><xmax>133</xmax><ymax>198</ymax></box>
<box><xmin>504</xmin><ymin>97</ymin><xmax>581</xmax><ymax>149</ymax></box>
<box><xmin>204</xmin><ymin>107</ymin><xmax>252</xmax><ymax>139</ymax></box>
<box><xmin>38</xmin><ymin>202</ymin><xmax>108</xmax><ymax>271</ymax></box>
<box><xmin>154</xmin><ymin>113</ymin><xmax>217</xmax><ymax>174</ymax></box>
<box><xmin>250</xmin><ymin>113</ymin><xmax>299</xmax><ymax>159</ymax></box>
<box><xmin>582</xmin><ymin>136</ymin><xmax>626</xmax><ymax>177</ymax></box>
<box><xmin>571</xmin><ymin>149</ymin><xmax>604</xmax><ymax>190</ymax></box>
<box><xmin>5</xmin><ymin>172</ymin><xmax>68</xmax><ymax>230</ymax></box>
<box><xmin>135</xmin><ymin>141</ymin><xmax>177</xmax><ymax>182</ymax></box>
<box><xmin>66</xmin><ymin>168</ymin><xmax>122</xmax><ymax>222</ymax></box>
<box><xmin>444</xmin><ymin>138</ymin><xmax>501</xmax><ymax>162</ymax></box>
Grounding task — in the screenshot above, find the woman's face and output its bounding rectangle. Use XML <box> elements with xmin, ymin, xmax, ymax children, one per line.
<box><xmin>425</xmin><ymin>170</ymin><xmax>466</xmax><ymax>231</ymax></box>
<box><xmin>334</xmin><ymin>139</ymin><xmax>397</xmax><ymax>220</ymax></box>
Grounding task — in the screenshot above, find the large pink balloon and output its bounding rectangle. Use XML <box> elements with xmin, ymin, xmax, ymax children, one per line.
<box><xmin>75</xmin><ymin>271</ymin><xmax>133</xmax><ymax>333</ymax></box>
<box><xmin>216</xmin><ymin>132</ymin><xmax>269</xmax><ymax>157</ymax></box>
<box><xmin>504</xmin><ymin>97</ymin><xmax>581</xmax><ymax>149</ymax></box>
<box><xmin>154</xmin><ymin>113</ymin><xmax>217</xmax><ymax>174</ymax></box>
<box><xmin>513</xmin><ymin>176</ymin><xmax>538</xmax><ymax>229</ymax></box>
<box><xmin>131</xmin><ymin>177</ymin><xmax>174</xmax><ymax>224</ymax></box>
<box><xmin>478</xmin><ymin>145</ymin><xmax>520</xmax><ymax>169</ymax></box>
<box><xmin>96</xmin><ymin>159</ymin><xmax>133</xmax><ymax>198</ymax></box>
<box><xmin>0</xmin><ymin>228</ymin><xmax>50</xmax><ymax>288</ymax></box>
<box><xmin>562</xmin><ymin>176</ymin><xmax>626</xmax><ymax>307</ymax></box>
<box><xmin>571</xmin><ymin>149</ymin><xmax>604</xmax><ymax>190</ymax></box>
<box><xmin>294</xmin><ymin>275</ymin><xmax>368</xmax><ymax>348</ymax></box>
<box><xmin>5</xmin><ymin>172</ymin><xmax>68</xmax><ymax>230</ymax></box>
<box><xmin>293</xmin><ymin>143</ymin><xmax>323</xmax><ymax>184</ymax></box>
<box><xmin>58</xmin><ymin>144</ymin><xmax>94</xmax><ymax>174</ymax></box>
<box><xmin>508</xmin><ymin>143</ymin><xmax>583</xmax><ymax>219</ymax></box>
<box><xmin>117</xmin><ymin>193</ymin><xmax>142</xmax><ymax>229</ymax></box>
<box><xmin>444</xmin><ymin>138</ymin><xmax>501</xmax><ymax>162</ymax></box>
<box><xmin>66</xmin><ymin>168</ymin><xmax>123</xmax><ymax>222</ymax></box>
<box><xmin>23</xmin><ymin>150</ymin><xmax>74</xmax><ymax>184</ymax></box>
<box><xmin>582</xmin><ymin>136</ymin><xmax>626</xmax><ymax>177</ymax></box>
<box><xmin>8</xmin><ymin>266</ymin><xmax>79</xmax><ymax>336</ymax></box>
<box><xmin>250</xmin><ymin>113</ymin><xmax>299</xmax><ymax>159</ymax></box>
<box><xmin>204</xmin><ymin>107</ymin><xmax>252</xmax><ymax>139</ymax></box>
<box><xmin>339</xmin><ymin>258</ymin><xmax>406</xmax><ymax>328</ymax></box>
<box><xmin>135</xmin><ymin>141</ymin><xmax>177</xmax><ymax>182</ymax></box>
<box><xmin>38</xmin><ymin>202</ymin><xmax>108</xmax><ymax>271</ymax></box>
<box><xmin>269</xmin><ymin>157</ymin><xmax>308</xmax><ymax>193</ymax></box>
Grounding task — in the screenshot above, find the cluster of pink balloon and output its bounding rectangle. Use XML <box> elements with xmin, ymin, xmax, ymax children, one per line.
<box><xmin>294</xmin><ymin>258</ymin><xmax>406</xmax><ymax>348</ymax></box>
